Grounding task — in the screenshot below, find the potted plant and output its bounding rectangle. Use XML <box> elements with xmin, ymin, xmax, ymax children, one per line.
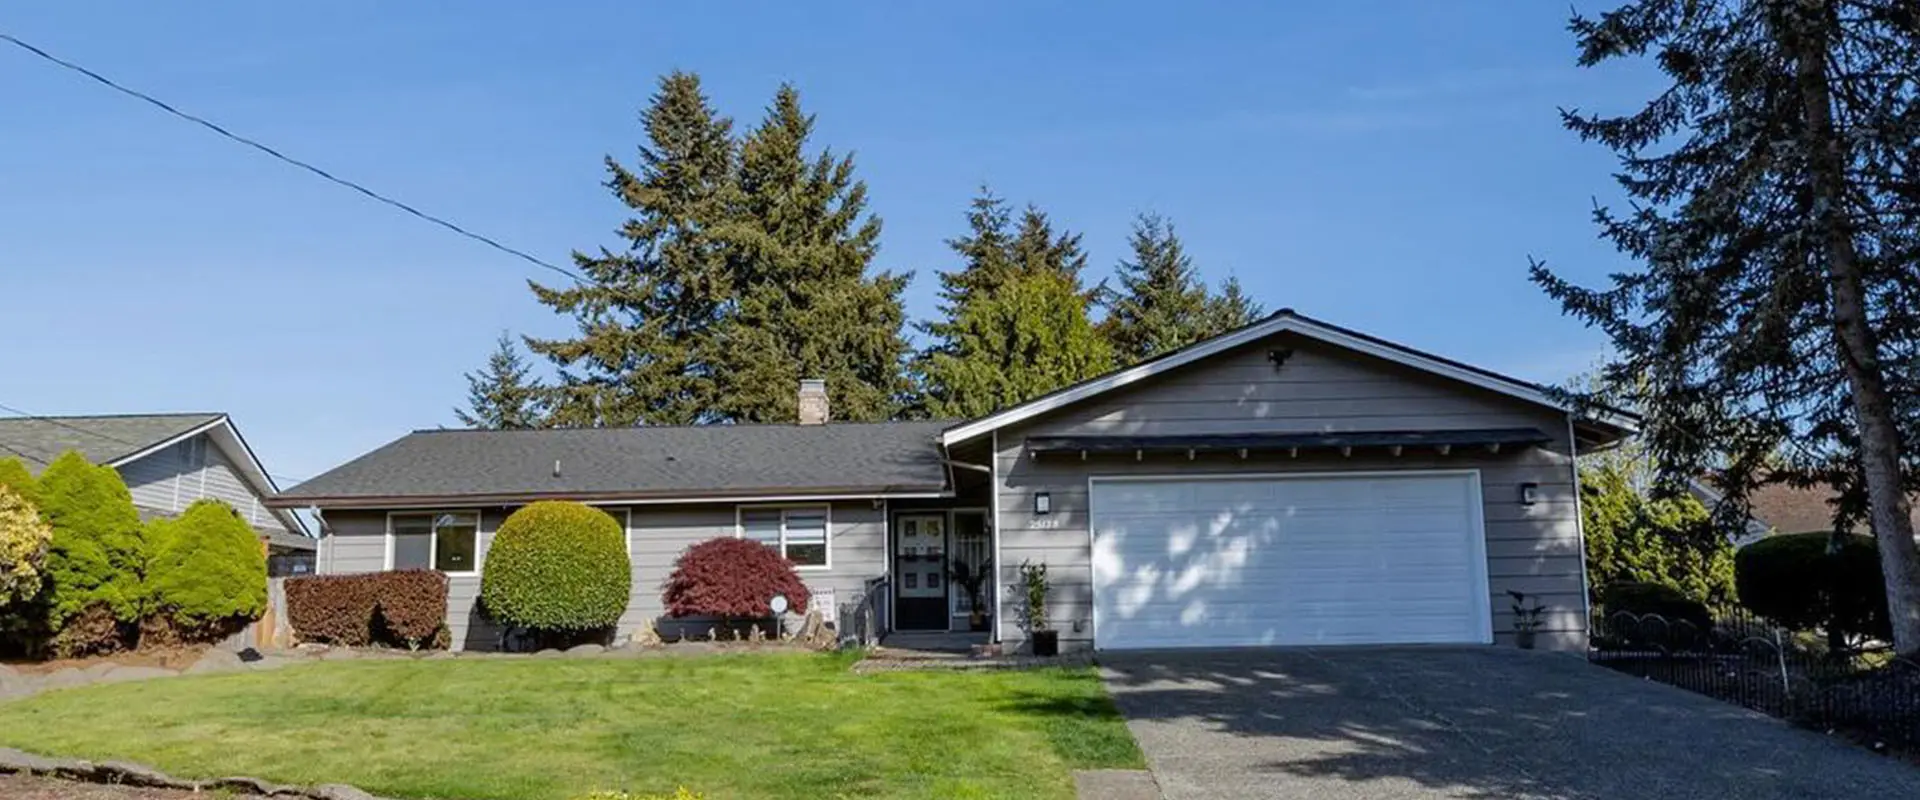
<box><xmin>1021</xmin><ymin>560</ymin><xmax>1057</xmax><ymax>656</ymax></box>
<box><xmin>949</xmin><ymin>558</ymin><xmax>994</xmax><ymax>632</ymax></box>
<box><xmin>1507</xmin><ymin>590</ymin><xmax>1546</xmax><ymax>650</ymax></box>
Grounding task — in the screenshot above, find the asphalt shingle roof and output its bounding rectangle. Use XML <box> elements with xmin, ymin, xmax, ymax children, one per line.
<box><xmin>273</xmin><ymin>421</ymin><xmax>954</xmax><ymax>506</ymax></box>
<box><xmin>0</xmin><ymin>413</ymin><xmax>223</xmax><ymax>469</ymax></box>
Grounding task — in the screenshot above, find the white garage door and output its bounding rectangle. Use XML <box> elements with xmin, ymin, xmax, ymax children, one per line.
<box><xmin>1090</xmin><ymin>472</ymin><xmax>1491</xmax><ymax>650</ymax></box>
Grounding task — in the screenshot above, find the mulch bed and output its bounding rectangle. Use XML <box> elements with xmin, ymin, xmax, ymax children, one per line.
<box><xmin>0</xmin><ymin>773</ymin><xmax>259</xmax><ymax>799</ymax></box>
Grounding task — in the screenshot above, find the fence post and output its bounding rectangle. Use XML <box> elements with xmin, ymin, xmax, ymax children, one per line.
<box><xmin>1772</xmin><ymin>625</ymin><xmax>1792</xmax><ymax>715</ymax></box>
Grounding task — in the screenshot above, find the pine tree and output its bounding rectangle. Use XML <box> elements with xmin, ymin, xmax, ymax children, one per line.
<box><xmin>1203</xmin><ymin>275</ymin><xmax>1264</xmax><ymax>335</ymax></box>
<box><xmin>1100</xmin><ymin>213</ymin><xmax>1214</xmax><ymax>362</ymax></box>
<box><xmin>527</xmin><ymin>71</ymin><xmax>737</xmax><ymax>427</ymax></box>
<box><xmin>711</xmin><ymin>85</ymin><xmax>913</xmax><ymax>423</ymax></box>
<box><xmin>456</xmin><ymin>333</ymin><xmax>547</xmax><ymax>429</ymax></box>
<box><xmin>917</xmin><ymin>192</ymin><xmax>1114</xmax><ymax>418</ymax></box>
<box><xmin>1532</xmin><ymin>0</ymin><xmax>1920</xmax><ymax>652</ymax></box>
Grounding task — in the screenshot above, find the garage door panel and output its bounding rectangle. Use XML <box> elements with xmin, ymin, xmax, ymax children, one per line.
<box><xmin>1092</xmin><ymin>473</ymin><xmax>1490</xmax><ymax>650</ymax></box>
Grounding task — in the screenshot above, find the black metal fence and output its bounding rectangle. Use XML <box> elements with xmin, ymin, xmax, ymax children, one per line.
<box><xmin>1590</xmin><ymin>609</ymin><xmax>1920</xmax><ymax>753</ymax></box>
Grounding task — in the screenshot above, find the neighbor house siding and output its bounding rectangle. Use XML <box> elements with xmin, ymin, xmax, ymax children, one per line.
<box><xmin>119</xmin><ymin>434</ymin><xmax>289</xmax><ymax>533</ymax></box>
<box><xmin>991</xmin><ymin>332</ymin><xmax>1588</xmax><ymax>652</ymax></box>
<box><xmin>317</xmin><ymin>500</ymin><xmax>887</xmax><ymax>651</ymax></box>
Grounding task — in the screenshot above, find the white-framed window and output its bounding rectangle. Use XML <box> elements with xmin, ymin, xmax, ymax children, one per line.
<box><xmin>736</xmin><ymin>505</ymin><xmax>830</xmax><ymax>569</ymax></box>
<box><xmin>387</xmin><ymin>511</ymin><xmax>481</xmax><ymax>574</ymax></box>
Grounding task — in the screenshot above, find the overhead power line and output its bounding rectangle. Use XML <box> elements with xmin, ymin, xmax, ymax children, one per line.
<box><xmin>0</xmin><ymin>31</ymin><xmax>588</xmax><ymax>286</ymax></box>
<box><xmin>0</xmin><ymin>401</ymin><xmax>310</xmax><ymax>485</ymax></box>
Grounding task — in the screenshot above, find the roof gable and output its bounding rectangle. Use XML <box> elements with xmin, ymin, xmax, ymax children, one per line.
<box><xmin>939</xmin><ymin>310</ymin><xmax>1635</xmax><ymax>446</ymax></box>
<box><xmin>0</xmin><ymin>413</ymin><xmax>224</xmax><ymax>468</ymax></box>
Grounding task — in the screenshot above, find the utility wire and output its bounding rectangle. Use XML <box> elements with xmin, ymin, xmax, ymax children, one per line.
<box><xmin>0</xmin><ymin>401</ymin><xmax>311</xmax><ymax>485</ymax></box>
<box><xmin>0</xmin><ymin>31</ymin><xmax>589</xmax><ymax>287</ymax></box>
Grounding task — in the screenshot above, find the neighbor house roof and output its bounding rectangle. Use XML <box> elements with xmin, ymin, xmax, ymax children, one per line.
<box><xmin>269</xmin><ymin>421</ymin><xmax>954</xmax><ymax>509</ymax></box>
<box><xmin>938</xmin><ymin>309</ymin><xmax>1638</xmax><ymax>448</ymax></box>
<box><xmin>0</xmin><ymin>412</ymin><xmax>224</xmax><ymax>468</ymax></box>
<box><xmin>0</xmin><ymin>412</ymin><xmax>310</xmax><ymax>538</ymax></box>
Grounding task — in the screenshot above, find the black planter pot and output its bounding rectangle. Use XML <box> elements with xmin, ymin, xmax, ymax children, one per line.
<box><xmin>1032</xmin><ymin>629</ymin><xmax>1059</xmax><ymax>657</ymax></box>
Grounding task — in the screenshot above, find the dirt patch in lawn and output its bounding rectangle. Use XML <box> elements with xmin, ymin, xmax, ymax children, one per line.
<box><xmin>0</xmin><ymin>773</ymin><xmax>259</xmax><ymax>799</ymax></box>
<box><xmin>3</xmin><ymin>647</ymin><xmax>212</xmax><ymax>676</ymax></box>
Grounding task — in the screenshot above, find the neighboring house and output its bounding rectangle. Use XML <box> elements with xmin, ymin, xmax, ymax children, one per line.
<box><xmin>1692</xmin><ymin>478</ymin><xmax>1920</xmax><ymax>548</ymax></box>
<box><xmin>270</xmin><ymin>311</ymin><xmax>1631</xmax><ymax>653</ymax></box>
<box><xmin>0</xmin><ymin>412</ymin><xmax>317</xmax><ymax>575</ymax></box>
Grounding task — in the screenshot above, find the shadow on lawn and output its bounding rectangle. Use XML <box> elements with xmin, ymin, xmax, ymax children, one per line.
<box><xmin>1093</xmin><ymin>647</ymin><xmax>1920</xmax><ymax>800</ymax></box>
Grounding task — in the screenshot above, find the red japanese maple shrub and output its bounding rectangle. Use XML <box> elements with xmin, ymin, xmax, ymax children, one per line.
<box><xmin>662</xmin><ymin>537</ymin><xmax>810</xmax><ymax>621</ymax></box>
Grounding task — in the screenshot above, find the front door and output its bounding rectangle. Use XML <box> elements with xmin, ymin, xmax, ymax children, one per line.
<box><xmin>894</xmin><ymin>514</ymin><xmax>948</xmax><ymax>631</ymax></box>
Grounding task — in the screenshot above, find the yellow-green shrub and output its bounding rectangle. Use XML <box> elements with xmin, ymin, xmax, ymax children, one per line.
<box><xmin>0</xmin><ymin>485</ymin><xmax>51</xmax><ymax>609</ymax></box>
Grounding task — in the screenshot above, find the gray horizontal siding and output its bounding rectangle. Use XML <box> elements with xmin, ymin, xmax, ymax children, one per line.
<box><xmin>118</xmin><ymin>434</ymin><xmax>289</xmax><ymax>535</ymax></box>
<box><xmin>992</xmin><ymin>332</ymin><xmax>1589</xmax><ymax>653</ymax></box>
<box><xmin>318</xmin><ymin>501</ymin><xmax>885</xmax><ymax>651</ymax></box>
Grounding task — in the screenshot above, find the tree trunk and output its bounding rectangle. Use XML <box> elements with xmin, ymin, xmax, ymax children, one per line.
<box><xmin>1791</xmin><ymin>1</ymin><xmax>1920</xmax><ymax>655</ymax></box>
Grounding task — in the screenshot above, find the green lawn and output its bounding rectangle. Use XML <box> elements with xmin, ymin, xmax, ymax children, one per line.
<box><xmin>0</xmin><ymin>652</ymin><xmax>1141</xmax><ymax>799</ymax></box>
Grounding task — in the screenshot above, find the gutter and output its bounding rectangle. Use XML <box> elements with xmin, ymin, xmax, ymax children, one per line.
<box><xmin>267</xmin><ymin>485</ymin><xmax>953</xmax><ymax>511</ymax></box>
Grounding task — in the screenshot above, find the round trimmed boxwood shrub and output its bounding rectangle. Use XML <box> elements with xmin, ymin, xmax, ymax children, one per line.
<box><xmin>1599</xmin><ymin>581</ymin><xmax>1712</xmax><ymax>633</ymax></box>
<box><xmin>481</xmin><ymin>501</ymin><xmax>632</xmax><ymax>634</ymax></box>
<box><xmin>143</xmin><ymin>499</ymin><xmax>268</xmax><ymax>643</ymax></box>
<box><xmin>663</xmin><ymin>537</ymin><xmax>811</xmax><ymax>622</ymax></box>
<box><xmin>1737</xmin><ymin>531</ymin><xmax>1890</xmax><ymax>651</ymax></box>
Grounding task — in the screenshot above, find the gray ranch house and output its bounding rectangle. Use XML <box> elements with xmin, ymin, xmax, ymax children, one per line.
<box><xmin>269</xmin><ymin>311</ymin><xmax>1629</xmax><ymax>653</ymax></box>
<box><xmin>0</xmin><ymin>412</ymin><xmax>316</xmax><ymax>574</ymax></box>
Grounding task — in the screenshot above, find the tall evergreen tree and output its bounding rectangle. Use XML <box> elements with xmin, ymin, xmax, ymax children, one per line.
<box><xmin>456</xmin><ymin>333</ymin><xmax>547</xmax><ymax>429</ymax></box>
<box><xmin>527</xmin><ymin>71</ymin><xmax>737</xmax><ymax>427</ymax></box>
<box><xmin>1204</xmin><ymin>275</ymin><xmax>1265</xmax><ymax>334</ymax></box>
<box><xmin>712</xmin><ymin>85</ymin><xmax>913</xmax><ymax>423</ymax></box>
<box><xmin>1101</xmin><ymin>213</ymin><xmax>1214</xmax><ymax>361</ymax></box>
<box><xmin>917</xmin><ymin>191</ymin><xmax>1114</xmax><ymax>418</ymax></box>
<box><xmin>1533</xmin><ymin>0</ymin><xmax>1920</xmax><ymax>652</ymax></box>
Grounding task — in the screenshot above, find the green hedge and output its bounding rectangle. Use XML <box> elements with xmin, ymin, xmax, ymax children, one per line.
<box><xmin>481</xmin><ymin>502</ymin><xmax>631</xmax><ymax>633</ymax></box>
<box><xmin>143</xmin><ymin>499</ymin><xmax>267</xmax><ymax>643</ymax></box>
<box><xmin>1737</xmin><ymin>532</ymin><xmax>1890</xmax><ymax>649</ymax></box>
<box><xmin>37</xmin><ymin>451</ymin><xmax>147</xmax><ymax>655</ymax></box>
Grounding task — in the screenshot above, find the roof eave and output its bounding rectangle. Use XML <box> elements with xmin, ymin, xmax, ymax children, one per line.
<box><xmin>267</xmin><ymin>484</ymin><xmax>953</xmax><ymax>511</ymax></box>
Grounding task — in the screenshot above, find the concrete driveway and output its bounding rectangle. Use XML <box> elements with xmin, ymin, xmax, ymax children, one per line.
<box><xmin>1100</xmin><ymin>646</ymin><xmax>1920</xmax><ymax>799</ymax></box>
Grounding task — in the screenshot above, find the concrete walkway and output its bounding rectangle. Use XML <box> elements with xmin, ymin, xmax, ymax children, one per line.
<box><xmin>1101</xmin><ymin>646</ymin><xmax>1920</xmax><ymax>799</ymax></box>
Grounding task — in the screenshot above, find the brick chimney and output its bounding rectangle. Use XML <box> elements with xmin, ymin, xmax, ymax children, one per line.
<box><xmin>798</xmin><ymin>379</ymin><xmax>829</xmax><ymax>425</ymax></box>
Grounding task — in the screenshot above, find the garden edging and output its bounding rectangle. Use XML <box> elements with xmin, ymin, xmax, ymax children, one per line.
<box><xmin>0</xmin><ymin>746</ymin><xmax>389</xmax><ymax>800</ymax></box>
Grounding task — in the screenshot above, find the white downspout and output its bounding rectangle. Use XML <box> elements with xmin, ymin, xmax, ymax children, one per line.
<box><xmin>1566</xmin><ymin>414</ymin><xmax>1593</xmax><ymax>641</ymax></box>
<box><xmin>990</xmin><ymin>431</ymin><xmax>1003</xmax><ymax>645</ymax></box>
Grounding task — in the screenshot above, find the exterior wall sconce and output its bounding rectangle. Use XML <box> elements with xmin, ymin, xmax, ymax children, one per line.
<box><xmin>1520</xmin><ymin>483</ymin><xmax>1540</xmax><ymax>506</ymax></box>
<box><xmin>1034</xmin><ymin>492</ymin><xmax>1052</xmax><ymax>516</ymax></box>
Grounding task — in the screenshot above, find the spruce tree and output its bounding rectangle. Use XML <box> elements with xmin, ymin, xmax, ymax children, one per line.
<box><xmin>527</xmin><ymin>71</ymin><xmax>737</xmax><ymax>427</ymax></box>
<box><xmin>917</xmin><ymin>192</ymin><xmax>1114</xmax><ymax>418</ymax></box>
<box><xmin>1533</xmin><ymin>0</ymin><xmax>1920</xmax><ymax>652</ymax></box>
<box><xmin>456</xmin><ymin>333</ymin><xmax>547</xmax><ymax>429</ymax></box>
<box><xmin>1101</xmin><ymin>213</ymin><xmax>1214</xmax><ymax>361</ymax></box>
<box><xmin>712</xmin><ymin>85</ymin><xmax>913</xmax><ymax>423</ymax></box>
<box><xmin>1203</xmin><ymin>275</ymin><xmax>1265</xmax><ymax>335</ymax></box>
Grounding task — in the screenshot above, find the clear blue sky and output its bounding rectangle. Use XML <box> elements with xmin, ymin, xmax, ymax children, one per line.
<box><xmin>1</xmin><ymin>1</ymin><xmax>1655</xmax><ymax>486</ymax></box>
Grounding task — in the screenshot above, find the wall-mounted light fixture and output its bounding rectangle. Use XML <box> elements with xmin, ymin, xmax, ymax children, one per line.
<box><xmin>1034</xmin><ymin>492</ymin><xmax>1052</xmax><ymax>516</ymax></box>
<box><xmin>1520</xmin><ymin>482</ymin><xmax>1540</xmax><ymax>506</ymax></box>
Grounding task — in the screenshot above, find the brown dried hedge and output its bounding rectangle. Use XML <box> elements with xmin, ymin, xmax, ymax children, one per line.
<box><xmin>286</xmin><ymin>570</ymin><xmax>448</xmax><ymax>648</ymax></box>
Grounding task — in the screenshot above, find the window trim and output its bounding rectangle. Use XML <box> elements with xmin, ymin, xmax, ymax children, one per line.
<box><xmin>385</xmin><ymin>509</ymin><xmax>483</xmax><ymax>576</ymax></box>
<box><xmin>734</xmin><ymin>504</ymin><xmax>833</xmax><ymax>571</ymax></box>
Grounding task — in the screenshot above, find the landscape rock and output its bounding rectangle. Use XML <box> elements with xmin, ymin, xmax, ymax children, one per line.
<box><xmin>187</xmin><ymin>649</ymin><xmax>244</xmax><ymax>675</ymax></box>
<box><xmin>320</xmin><ymin>648</ymin><xmax>361</xmax><ymax>661</ymax></box>
<box><xmin>248</xmin><ymin>655</ymin><xmax>297</xmax><ymax>671</ymax></box>
<box><xmin>97</xmin><ymin>666</ymin><xmax>177</xmax><ymax>685</ymax></box>
<box><xmin>204</xmin><ymin>775</ymin><xmax>291</xmax><ymax>795</ymax></box>
<box><xmin>564</xmin><ymin>644</ymin><xmax>606</xmax><ymax>657</ymax></box>
<box><xmin>0</xmin><ymin>746</ymin><xmax>72</xmax><ymax>774</ymax></box>
<box><xmin>96</xmin><ymin>759</ymin><xmax>188</xmax><ymax>788</ymax></box>
<box><xmin>38</xmin><ymin>668</ymin><xmax>87</xmax><ymax>691</ymax></box>
<box><xmin>312</xmin><ymin>782</ymin><xmax>380</xmax><ymax>800</ymax></box>
<box><xmin>532</xmin><ymin>648</ymin><xmax>563</xmax><ymax>659</ymax></box>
